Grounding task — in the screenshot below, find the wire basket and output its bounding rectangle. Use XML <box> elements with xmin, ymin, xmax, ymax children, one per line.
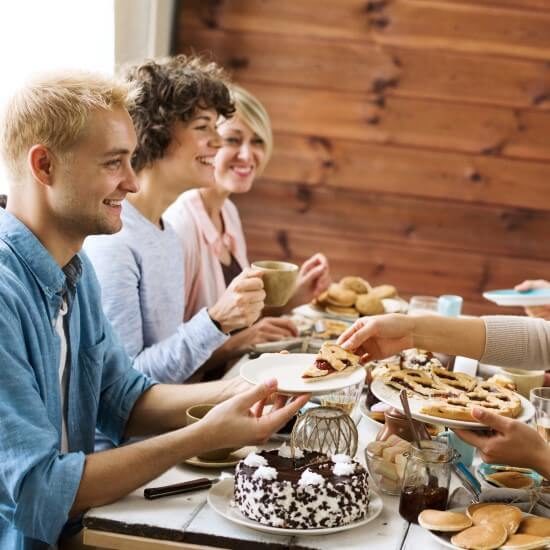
<box><xmin>290</xmin><ymin>406</ymin><xmax>358</xmax><ymax>457</ymax></box>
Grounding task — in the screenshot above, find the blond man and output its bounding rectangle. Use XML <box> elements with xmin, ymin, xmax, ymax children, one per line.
<box><xmin>0</xmin><ymin>72</ymin><xmax>307</xmax><ymax>550</ymax></box>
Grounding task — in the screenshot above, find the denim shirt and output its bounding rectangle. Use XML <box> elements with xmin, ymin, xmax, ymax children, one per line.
<box><xmin>0</xmin><ymin>210</ymin><xmax>155</xmax><ymax>549</ymax></box>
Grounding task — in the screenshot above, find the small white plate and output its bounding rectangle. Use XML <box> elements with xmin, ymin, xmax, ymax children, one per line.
<box><xmin>207</xmin><ymin>478</ymin><xmax>383</xmax><ymax>536</ymax></box>
<box><xmin>240</xmin><ymin>353</ymin><xmax>366</xmax><ymax>396</ymax></box>
<box><xmin>183</xmin><ymin>447</ymin><xmax>256</xmax><ymax>469</ymax></box>
<box><xmin>358</xmin><ymin>394</ymin><xmax>385</xmax><ymax>427</ymax></box>
<box><xmin>370</xmin><ymin>378</ymin><xmax>535</xmax><ymax>430</ymax></box>
<box><xmin>293</xmin><ymin>303</ymin><xmax>358</xmax><ymax>322</ymax></box>
<box><xmin>483</xmin><ymin>289</ymin><xmax>550</xmax><ymax>307</ymax></box>
<box><xmin>293</xmin><ymin>299</ymin><xmax>408</xmax><ymax>323</ymax></box>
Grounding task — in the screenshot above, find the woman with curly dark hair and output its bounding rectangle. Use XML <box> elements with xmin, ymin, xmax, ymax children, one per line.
<box><xmin>85</xmin><ymin>55</ymin><xmax>266</xmax><ymax>394</ymax></box>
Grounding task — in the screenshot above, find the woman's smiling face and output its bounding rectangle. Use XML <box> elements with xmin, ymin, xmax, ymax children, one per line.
<box><xmin>158</xmin><ymin>108</ymin><xmax>221</xmax><ymax>190</ymax></box>
<box><xmin>213</xmin><ymin>115</ymin><xmax>267</xmax><ymax>194</ymax></box>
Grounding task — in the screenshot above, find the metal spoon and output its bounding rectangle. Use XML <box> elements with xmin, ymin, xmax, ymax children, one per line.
<box><xmin>399</xmin><ymin>389</ymin><xmax>422</xmax><ymax>449</ymax></box>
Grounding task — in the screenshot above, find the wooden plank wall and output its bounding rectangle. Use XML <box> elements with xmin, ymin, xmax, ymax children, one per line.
<box><xmin>174</xmin><ymin>0</ymin><xmax>550</xmax><ymax>316</ymax></box>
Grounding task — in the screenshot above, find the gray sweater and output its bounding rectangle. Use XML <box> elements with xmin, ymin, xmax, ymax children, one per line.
<box><xmin>482</xmin><ymin>316</ymin><xmax>550</xmax><ymax>368</ymax></box>
<box><xmin>84</xmin><ymin>201</ymin><xmax>227</xmax><ymax>383</ymax></box>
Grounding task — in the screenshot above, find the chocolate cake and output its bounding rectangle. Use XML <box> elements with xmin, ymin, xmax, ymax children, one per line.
<box><xmin>233</xmin><ymin>446</ymin><xmax>369</xmax><ymax>529</ymax></box>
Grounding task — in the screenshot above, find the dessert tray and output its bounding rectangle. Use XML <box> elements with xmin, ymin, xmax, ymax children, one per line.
<box><xmin>207</xmin><ymin>478</ymin><xmax>383</xmax><ymax>536</ymax></box>
<box><xmin>240</xmin><ymin>353</ymin><xmax>366</xmax><ymax>396</ymax></box>
<box><xmin>370</xmin><ymin>378</ymin><xmax>535</xmax><ymax>430</ymax></box>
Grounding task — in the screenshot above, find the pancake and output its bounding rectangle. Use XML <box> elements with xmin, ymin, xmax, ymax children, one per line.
<box><xmin>418</xmin><ymin>509</ymin><xmax>472</xmax><ymax>532</ymax></box>
<box><xmin>466</xmin><ymin>502</ymin><xmax>496</xmax><ymax>519</ymax></box>
<box><xmin>518</xmin><ymin>517</ymin><xmax>550</xmax><ymax>538</ymax></box>
<box><xmin>500</xmin><ymin>533</ymin><xmax>548</xmax><ymax>550</ymax></box>
<box><xmin>485</xmin><ymin>471</ymin><xmax>534</xmax><ymax>490</ymax></box>
<box><xmin>471</xmin><ymin>504</ymin><xmax>523</xmax><ymax>535</ymax></box>
<box><xmin>451</xmin><ymin>523</ymin><xmax>508</xmax><ymax>550</ymax></box>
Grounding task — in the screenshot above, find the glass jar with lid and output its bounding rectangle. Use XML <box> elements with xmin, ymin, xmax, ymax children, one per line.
<box><xmin>398</xmin><ymin>439</ymin><xmax>457</xmax><ymax>523</ymax></box>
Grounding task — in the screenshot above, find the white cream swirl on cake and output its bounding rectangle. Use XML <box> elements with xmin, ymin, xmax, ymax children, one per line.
<box><xmin>233</xmin><ymin>447</ymin><xmax>369</xmax><ymax>529</ymax></box>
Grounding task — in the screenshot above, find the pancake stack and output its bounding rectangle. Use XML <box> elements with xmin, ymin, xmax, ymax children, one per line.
<box><xmin>418</xmin><ymin>504</ymin><xmax>550</xmax><ymax>550</ymax></box>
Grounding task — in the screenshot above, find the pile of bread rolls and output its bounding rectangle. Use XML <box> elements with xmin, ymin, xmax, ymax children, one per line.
<box><xmin>314</xmin><ymin>276</ymin><xmax>397</xmax><ymax>318</ymax></box>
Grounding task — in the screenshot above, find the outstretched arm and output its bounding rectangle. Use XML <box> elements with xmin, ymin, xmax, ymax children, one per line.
<box><xmin>338</xmin><ymin>314</ymin><xmax>486</xmax><ymax>362</ymax></box>
<box><xmin>71</xmin><ymin>380</ymin><xmax>309</xmax><ymax>516</ymax></box>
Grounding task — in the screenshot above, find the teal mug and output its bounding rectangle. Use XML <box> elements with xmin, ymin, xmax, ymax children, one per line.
<box><xmin>436</xmin><ymin>430</ymin><xmax>475</xmax><ymax>467</ymax></box>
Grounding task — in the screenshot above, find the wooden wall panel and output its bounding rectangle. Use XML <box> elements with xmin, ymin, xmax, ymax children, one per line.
<box><xmin>179</xmin><ymin>0</ymin><xmax>370</xmax><ymax>40</ymax></box>
<box><xmin>179</xmin><ymin>0</ymin><xmax>550</xmax><ymax>59</ymax></box>
<box><xmin>368</xmin><ymin>1</ymin><xmax>550</xmax><ymax>60</ymax></box>
<box><xmin>175</xmin><ymin>0</ymin><xmax>550</xmax><ymax>315</ymax></box>
<box><xmin>243</xmin><ymin>82</ymin><xmax>550</xmax><ymax>163</ymax></box>
<box><xmin>180</xmin><ymin>28</ymin><xmax>550</xmax><ymax>109</ymax></box>
<box><xmin>266</xmin><ymin>134</ymin><xmax>550</xmax><ymax>211</ymax></box>
<box><xmin>437</xmin><ymin>0</ymin><xmax>550</xmax><ymax>12</ymax></box>
<box><xmin>234</xmin><ymin>181</ymin><xmax>550</xmax><ymax>262</ymax></box>
<box><xmin>242</xmin><ymin>225</ymin><xmax>545</xmax><ymax>317</ymax></box>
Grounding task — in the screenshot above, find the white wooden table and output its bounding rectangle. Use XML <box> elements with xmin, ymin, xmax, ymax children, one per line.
<box><xmin>83</xmin><ymin>357</ymin><xmax>458</xmax><ymax>550</ymax></box>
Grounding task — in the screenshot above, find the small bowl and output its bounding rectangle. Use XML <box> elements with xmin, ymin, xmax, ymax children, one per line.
<box><xmin>365</xmin><ymin>447</ymin><xmax>403</xmax><ymax>496</ymax></box>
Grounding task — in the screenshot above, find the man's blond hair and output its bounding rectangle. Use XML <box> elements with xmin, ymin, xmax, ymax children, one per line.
<box><xmin>0</xmin><ymin>71</ymin><xmax>136</xmax><ymax>181</ymax></box>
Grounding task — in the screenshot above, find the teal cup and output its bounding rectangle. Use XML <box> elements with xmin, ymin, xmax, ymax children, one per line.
<box><xmin>436</xmin><ymin>430</ymin><xmax>475</xmax><ymax>467</ymax></box>
<box><xmin>438</xmin><ymin>295</ymin><xmax>463</xmax><ymax>317</ymax></box>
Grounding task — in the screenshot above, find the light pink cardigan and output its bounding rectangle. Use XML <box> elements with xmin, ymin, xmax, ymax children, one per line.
<box><xmin>163</xmin><ymin>189</ymin><xmax>249</xmax><ymax>321</ymax></box>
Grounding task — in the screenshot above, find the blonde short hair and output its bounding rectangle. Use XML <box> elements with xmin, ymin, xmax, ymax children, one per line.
<box><xmin>229</xmin><ymin>85</ymin><xmax>273</xmax><ymax>172</ymax></box>
<box><xmin>0</xmin><ymin>71</ymin><xmax>136</xmax><ymax>181</ymax></box>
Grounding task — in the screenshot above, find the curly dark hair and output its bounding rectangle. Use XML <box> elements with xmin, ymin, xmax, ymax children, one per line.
<box><xmin>123</xmin><ymin>55</ymin><xmax>235</xmax><ymax>172</ymax></box>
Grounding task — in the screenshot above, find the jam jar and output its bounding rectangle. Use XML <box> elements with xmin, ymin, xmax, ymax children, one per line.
<box><xmin>398</xmin><ymin>440</ymin><xmax>457</xmax><ymax>523</ymax></box>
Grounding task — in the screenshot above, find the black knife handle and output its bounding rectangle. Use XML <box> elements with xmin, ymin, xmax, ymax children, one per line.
<box><xmin>144</xmin><ymin>478</ymin><xmax>213</xmax><ymax>500</ymax></box>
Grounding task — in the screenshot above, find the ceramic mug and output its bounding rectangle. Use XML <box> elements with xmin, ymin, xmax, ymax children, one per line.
<box><xmin>499</xmin><ymin>367</ymin><xmax>545</xmax><ymax>398</ymax></box>
<box><xmin>251</xmin><ymin>260</ymin><xmax>298</xmax><ymax>307</ymax></box>
<box><xmin>185</xmin><ymin>404</ymin><xmax>237</xmax><ymax>462</ymax></box>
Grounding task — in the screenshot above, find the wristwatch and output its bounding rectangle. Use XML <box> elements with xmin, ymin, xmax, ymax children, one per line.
<box><xmin>208</xmin><ymin>311</ymin><xmax>225</xmax><ymax>334</ymax></box>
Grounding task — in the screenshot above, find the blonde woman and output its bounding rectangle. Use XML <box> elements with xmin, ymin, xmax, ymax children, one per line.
<box><xmin>164</xmin><ymin>85</ymin><xmax>331</xmax><ymax>359</ymax></box>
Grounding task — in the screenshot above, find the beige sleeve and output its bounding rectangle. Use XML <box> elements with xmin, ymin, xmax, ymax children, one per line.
<box><xmin>481</xmin><ymin>315</ymin><xmax>550</xmax><ymax>369</ymax></box>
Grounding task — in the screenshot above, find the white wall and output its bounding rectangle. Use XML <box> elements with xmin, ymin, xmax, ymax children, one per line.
<box><xmin>0</xmin><ymin>0</ymin><xmax>176</xmax><ymax>195</ymax></box>
<box><xmin>0</xmin><ymin>0</ymin><xmax>115</xmax><ymax>193</ymax></box>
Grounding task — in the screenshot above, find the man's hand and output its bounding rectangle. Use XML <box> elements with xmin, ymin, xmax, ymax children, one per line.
<box><xmin>515</xmin><ymin>279</ymin><xmax>550</xmax><ymax>320</ymax></box>
<box><xmin>292</xmin><ymin>253</ymin><xmax>331</xmax><ymax>305</ymax></box>
<box><xmin>199</xmin><ymin>379</ymin><xmax>310</xmax><ymax>448</ymax></box>
<box><xmin>337</xmin><ymin>314</ymin><xmax>415</xmax><ymax>362</ymax></box>
<box><xmin>454</xmin><ymin>407</ymin><xmax>550</xmax><ymax>477</ymax></box>
<box><xmin>208</xmin><ymin>268</ymin><xmax>265</xmax><ymax>333</ymax></box>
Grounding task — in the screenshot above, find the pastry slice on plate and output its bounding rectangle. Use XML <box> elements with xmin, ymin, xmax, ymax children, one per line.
<box><xmin>302</xmin><ymin>342</ymin><xmax>361</xmax><ymax>380</ymax></box>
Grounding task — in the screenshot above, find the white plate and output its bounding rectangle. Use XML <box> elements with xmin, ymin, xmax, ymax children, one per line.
<box><xmin>207</xmin><ymin>478</ymin><xmax>383</xmax><ymax>536</ymax></box>
<box><xmin>240</xmin><ymin>353</ymin><xmax>366</xmax><ymax>396</ymax></box>
<box><xmin>293</xmin><ymin>303</ymin><xmax>359</xmax><ymax>322</ymax></box>
<box><xmin>358</xmin><ymin>394</ymin><xmax>385</xmax><ymax>427</ymax></box>
<box><xmin>293</xmin><ymin>299</ymin><xmax>408</xmax><ymax>323</ymax></box>
<box><xmin>370</xmin><ymin>378</ymin><xmax>535</xmax><ymax>430</ymax></box>
<box><xmin>423</xmin><ymin>507</ymin><xmax>536</xmax><ymax>550</ymax></box>
<box><xmin>483</xmin><ymin>288</ymin><xmax>550</xmax><ymax>307</ymax></box>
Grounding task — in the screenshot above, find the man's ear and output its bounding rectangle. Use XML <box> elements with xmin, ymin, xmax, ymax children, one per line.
<box><xmin>27</xmin><ymin>145</ymin><xmax>55</xmax><ymax>187</ymax></box>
